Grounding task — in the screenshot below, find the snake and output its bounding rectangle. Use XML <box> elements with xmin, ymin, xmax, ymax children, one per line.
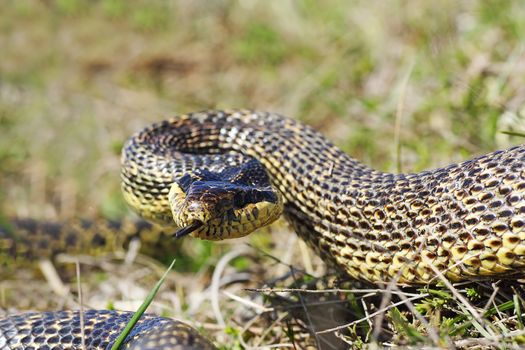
<box><xmin>2</xmin><ymin>109</ymin><xmax>525</xmax><ymax>348</ymax></box>
<box><xmin>0</xmin><ymin>310</ymin><xmax>215</xmax><ymax>349</ymax></box>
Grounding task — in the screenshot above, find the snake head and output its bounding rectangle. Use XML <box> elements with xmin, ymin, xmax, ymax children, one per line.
<box><xmin>168</xmin><ymin>172</ymin><xmax>283</xmax><ymax>240</ymax></box>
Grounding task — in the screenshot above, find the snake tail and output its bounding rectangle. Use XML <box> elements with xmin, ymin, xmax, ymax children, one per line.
<box><xmin>0</xmin><ymin>218</ymin><xmax>178</xmax><ymax>268</ymax></box>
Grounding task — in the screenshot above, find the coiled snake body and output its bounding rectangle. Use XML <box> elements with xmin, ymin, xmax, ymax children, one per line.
<box><xmin>123</xmin><ymin>110</ymin><xmax>525</xmax><ymax>284</ymax></box>
<box><xmin>0</xmin><ymin>310</ymin><xmax>215</xmax><ymax>349</ymax></box>
<box><xmin>3</xmin><ymin>110</ymin><xmax>525</xmax><ymax>349</ymax></box>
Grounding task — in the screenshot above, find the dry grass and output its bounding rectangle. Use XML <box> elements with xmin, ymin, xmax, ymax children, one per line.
<box><xmin>2</xmin><ymin>1</ymin><xmax>525</xmax><ymax>349</ymax></box>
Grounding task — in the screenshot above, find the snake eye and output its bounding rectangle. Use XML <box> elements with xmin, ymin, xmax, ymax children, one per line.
<box><xmin>232</xmin><ymin>188</ymin><xmax>276</xmax><ymax>209</ymax></box>
<box><xmin>255</xmin><ymin>189</ymin><xmax>278</xmax><ymax>203</ymax></box>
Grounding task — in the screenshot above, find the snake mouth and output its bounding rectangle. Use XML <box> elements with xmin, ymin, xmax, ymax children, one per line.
<box><xmin>173</xmin><ymin>220</ymin><xmax>204</xmax><ymax>239</ymax></box>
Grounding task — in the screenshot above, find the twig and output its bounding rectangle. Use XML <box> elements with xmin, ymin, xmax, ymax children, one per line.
<box><xmin>482</xmin><ymin>282</ymin><xmax>500</xmax><ymax>314</ymax></box>
<box><xmin>245</xmin><ymin>287</ymin><xmax>420</xmax><ymax>297</ymax></box>
<box><xmin>211</xmin><ymin>248</ymin><xmax>249</xmax><ymax>327</ymax></box>
<box><xmin>223</xmin><ymin>290</ymin><xmax>272</xmax><ymax>313</ymax></box>
<box><xmin>124</xmin><ymin>238</ymin><xmax>141</xmax><ymax>266</ymax></box>
<box><xmin>426</xmin><ymin>262</ymin><xmax>497</xmax><ymax>339</ymax></box>
<box><xmin>316</xmin><ymin>294</ymin><xmax>428</xmax><ymax>335</ymax></box>
<box><xmin>39</xmin><ymin>259</ymin><xmax>69</xmax><ymax>297</ymax></box>
<box><xmin>290</xmin><ymin>267</ymin><xmax>321</xmax><ymax>349</ymax></box>
<box><xmin>391</xmin><ymin>284</ymin><xmax>445</xmax><ymax>347</ymax></box>
<box><xmin>76</xmin><ymin>260</ymin><xmax>86</xmax><ymax>350</ymax></box>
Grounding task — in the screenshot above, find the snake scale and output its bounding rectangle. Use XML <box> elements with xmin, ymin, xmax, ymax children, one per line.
<box><xmin>122</xmin><ymin>110</ymin><xmax>525</xmax><ymax>284</ymax></box>
<box><xmin>2</xmin><ymin>109</ymin><xmax>525</xmax><ymax>348</ymax></box>
<box><xmin>0</xmin><ymin>310</ymin><xmax>215</xmax><ymax>349</ymax></box>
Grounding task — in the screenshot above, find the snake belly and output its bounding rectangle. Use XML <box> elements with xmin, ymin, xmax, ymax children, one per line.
<box><xmin>122</xmin><ymin>110</ymin><xmax>525</xmax><ymax>284</ymax></box>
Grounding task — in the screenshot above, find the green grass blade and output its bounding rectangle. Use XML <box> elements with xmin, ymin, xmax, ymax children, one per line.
<box><xmin>457</xmin><ymin>303</ymin><xmax>491</xmax><ymax>338</ymax></box>
<box><xmin>515</xmin><ymin>294</ymin><xmax>524</xmax><ymax>330</ymax></box>
<box><xmin>501</xmin><ymin>130</ymin><xmax>525</xmax><ymax>138</ymax></box>
<box><xmin>110</xmin><ymin>258</ymin><xmax>177</xmax><ymax>350</ymax></box>
<box><xmin>450</xmin><ymin>300</ymin><xmax>515</xmax><ymax>336</ymax></box>
<box><xmin>389</xmin><ymin>307</ymin><xmax>426</xmax><ymax>343</ymax></box>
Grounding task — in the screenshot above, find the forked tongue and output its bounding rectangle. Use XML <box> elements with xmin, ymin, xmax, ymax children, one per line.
<box><xmin>173</xmin><ymin>220</ymin><xmax>204</xmax><ymax>239</ymax></box>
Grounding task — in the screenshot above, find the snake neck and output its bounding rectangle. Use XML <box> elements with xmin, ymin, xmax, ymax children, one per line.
<box><xmin>123</xmin><ymin>110</ymin><xmax>525</xmax><ymax>284</ymax></box>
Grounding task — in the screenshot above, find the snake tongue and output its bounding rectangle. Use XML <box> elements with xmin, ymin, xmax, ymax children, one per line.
<box><xmin>173</xmin><ymin>220</ymin><xmax>204</xmax><ymax>239</ymax></box>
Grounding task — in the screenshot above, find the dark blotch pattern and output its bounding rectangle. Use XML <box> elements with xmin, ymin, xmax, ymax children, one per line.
<box><xmin>0</xmin><ymin>310</ymin><xmax>216</xmax><ymax>350</ymax></box>
<box><xmin>122</xmin><ymin>110</ymin><xmax>525</xmax><ymax>284</ymax></box>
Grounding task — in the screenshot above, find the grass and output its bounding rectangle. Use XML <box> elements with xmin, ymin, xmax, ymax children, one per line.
<box><xmin>2</xmin><ymin>0</ymin><xmax>525</xmax><ymax>349</ymax></box>
<box><xmin>110</xmin><ymin>258</ymin><xmax>176</xmax><ymax>350</ymax></box>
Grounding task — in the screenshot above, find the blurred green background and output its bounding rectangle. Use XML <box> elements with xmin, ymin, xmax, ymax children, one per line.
<box><xmin>2</xmin><ymin>1</ymin><xmax>525</xmax><ymax>348</ymax></box>
<box><xmin>2</xmin><ymin>0</ymin><xmax>525</xmax><ymax>223</ymax></box>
